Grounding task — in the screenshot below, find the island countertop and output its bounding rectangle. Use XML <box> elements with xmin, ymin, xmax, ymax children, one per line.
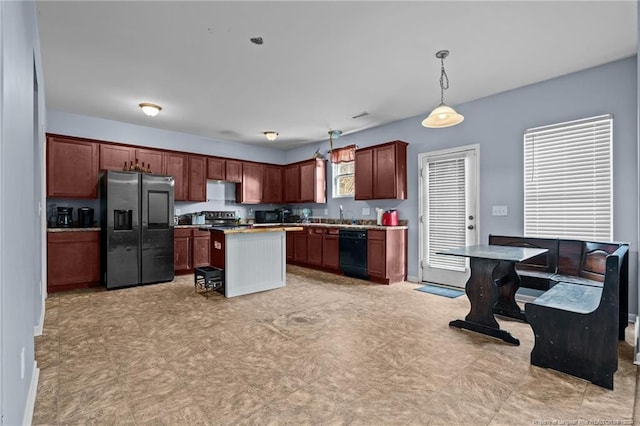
<box><xmin>200</xmin><ymin>226</ymin><xmax>303</xmax><ymax>234</ymax></box>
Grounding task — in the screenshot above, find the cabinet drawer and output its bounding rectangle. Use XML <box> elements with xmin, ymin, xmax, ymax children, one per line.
<box><xmin>174</xmin><ymin>228</ymin><xmax>192</xmax><ymax>238</ymax></box>
<box><xmin>368</xmin><ymin>229</ymin><xmax>386</xmax><ymax>241</ymax></box>
<box><xmin>192</xmin><ymin>229</ymin><xmax>211</xmax><ymax>238</ymax></box>
<box><xmin>325</xmin><ymin>228</ymin><xmax>339</xmax><ymax>235</ymax></box>
<box><xmin>48</xmin><ymin>231</ymin><xmax>100</xmax><ymax>244</ymax></box>
<box><xmin>308</xmin><ymin>228</ymin><xmax>324</xmax><ymax>235</ymax></box>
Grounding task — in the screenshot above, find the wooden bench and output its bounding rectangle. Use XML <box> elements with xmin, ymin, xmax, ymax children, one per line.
<box><xmin>488</xmin><ymin>235</ymin><xmax>629</xmax><ymax>340</ymax></box>
<box><xmin>524</xmin><ymin>245</ymin><xmax>628</xmax><ymax>389</ymax></box>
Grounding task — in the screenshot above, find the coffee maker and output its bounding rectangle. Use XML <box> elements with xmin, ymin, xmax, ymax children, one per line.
<box><xmin>56</xmin><ymin>207</ymin><xmax>73</xmax><ymax>228</ymax></box>
<box><xmin>78</xmin><ymin>207</ymin><xmax>94</xmax><ymax>228</ymax></box>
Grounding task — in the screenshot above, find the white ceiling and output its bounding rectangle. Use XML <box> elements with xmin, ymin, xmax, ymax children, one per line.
<box><xmin>36</xmin><ymin>1</ymin><xmax>637</xmax><ymax>150</ymax></box>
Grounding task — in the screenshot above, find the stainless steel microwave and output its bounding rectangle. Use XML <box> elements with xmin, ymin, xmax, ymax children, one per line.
<box><xmin>255</xmin><ymin>210</ymin><xmax>280</xmax><ymax>223</ymax></box>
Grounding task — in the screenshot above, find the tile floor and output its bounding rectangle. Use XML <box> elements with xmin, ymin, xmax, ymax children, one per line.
<box><xmin>33</xmin><ymin>265</ymin><xmax>638</xmax><ymax>425</ymax></box>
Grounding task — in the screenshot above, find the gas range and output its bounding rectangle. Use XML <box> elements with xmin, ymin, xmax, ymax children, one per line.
<box><xmin>202</xmin><ymin>211</ymin><xmax>238</xmax><ymax>227</ymax></box>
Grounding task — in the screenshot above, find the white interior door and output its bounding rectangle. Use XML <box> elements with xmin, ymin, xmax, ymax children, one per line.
<box><xmin>419</xmin><ymin>145</ymin><xmax>479</xmax><ymax>288</ymax></box>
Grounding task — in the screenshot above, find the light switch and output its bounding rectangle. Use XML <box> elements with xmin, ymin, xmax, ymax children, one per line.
<box><xmin>492</xmin><ymin>205</ymin><xmax>508</xmax><ymax>216</ymax></box>
<box><xmin>362</xmin><ymin>207</ymin><xmax>370</xmax><ymax>216</ymax></box>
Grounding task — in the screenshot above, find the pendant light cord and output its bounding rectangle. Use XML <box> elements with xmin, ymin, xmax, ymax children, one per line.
<box><xmin>439</xmin><ymin>56</ymin><xmax>450</xmax><ymax>105</ymax></box>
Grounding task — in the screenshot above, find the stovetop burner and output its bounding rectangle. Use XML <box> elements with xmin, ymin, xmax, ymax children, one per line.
<box><xmin>202</xmin><ymin>210</ymin><xmax>238</xmax><ymax>226</ymax></box>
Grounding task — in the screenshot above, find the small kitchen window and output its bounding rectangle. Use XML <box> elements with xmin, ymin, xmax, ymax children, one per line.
<box><xmin>331</xmin><ymin>145</ymin><xmax>356</xmax><ymax>198</ymax></box>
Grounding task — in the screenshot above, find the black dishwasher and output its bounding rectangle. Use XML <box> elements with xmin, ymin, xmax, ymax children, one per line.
<box><xmin>339</xmin><ymin>229</ymin><xmax>369</xmax><ymax>280</ymax></box>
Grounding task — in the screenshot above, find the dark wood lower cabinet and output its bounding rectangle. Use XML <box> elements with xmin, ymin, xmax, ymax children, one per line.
<box><xmin>367</xmin><ymin>229</ymin><xmax>407</xmax><ymax>284</ymax></box>
<box><xmin>293</xmin><ymin>230</ymin><xmax>308</xmax><ymax>263</ymax></box>
<box><xmin>306</xmin><ymin>228</ymin><xmax>323</xmax><ymax>266</ymax></box>
<box><xmin>286</xmin><ymin>226</ymin><xmax>406</xmax><ymax>284</ymax></box>
<box><xmin>322</xmin><ymin>228</ymin><xmax>340</xmax><ymax>270</ymax></box>
<box><xmin>47</xmin><ymin>231</ymin><xmax>100</xmax><ymax>292</ymax></box>
<box><xmin>175</xmin><ymin>228</ymin><xmax>211</xmax><ymax>274</ymax></box>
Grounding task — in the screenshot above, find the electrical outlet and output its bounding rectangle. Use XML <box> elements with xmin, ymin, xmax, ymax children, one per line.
<box><xmin>362</xmin><ymin>207</ymin><xmax>370</xmax><ymax>216</ymax></box>
<box><xmin>324</xmin><ymin>209</ymin><xmax>328</xmax><ymax>215</ymax></box>
<box><xmin>175</xmin><ymin>208</ymin><xmax>181</xmax><ymax>215</ymax></box>
<box><xmin>492</xmin><ymin>205</ymin><xmax>508</xmax><ymax>216</ymax></box>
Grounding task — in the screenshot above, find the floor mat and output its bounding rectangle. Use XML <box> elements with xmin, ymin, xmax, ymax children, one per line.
<box><xmin>415</xmin><ymin>284</ymin><xmax>465</xmax><ymax>298</ymax></box>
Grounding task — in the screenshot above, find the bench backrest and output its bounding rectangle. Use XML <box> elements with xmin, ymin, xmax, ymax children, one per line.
<box><xmin>558</xmin><ymin>239</ymin><xmax>624</xmax><ymax>282</ymax></box>
<box><xmin>488</xmin><ymin>235</ymin><xmax>558</xmax><ymax>273</ymax></box>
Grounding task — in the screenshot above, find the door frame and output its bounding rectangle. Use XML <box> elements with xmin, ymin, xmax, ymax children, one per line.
<box><xmin>417</xmin><ymin>144</ymin><xmax>480</xmax><ymax>284</ymax></box>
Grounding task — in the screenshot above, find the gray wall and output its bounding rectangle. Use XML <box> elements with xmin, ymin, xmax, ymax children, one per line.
<box><xmin>286</xmin><ymin>57</ymin><xmax>639</xmax><ymax>317</ymax></box>
<box><xmin>1</xmin><ymin>0</ymin><xmax>47</xmax><ymax>424</ymax></box>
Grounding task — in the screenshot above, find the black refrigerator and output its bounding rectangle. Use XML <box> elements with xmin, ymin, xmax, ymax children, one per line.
<box><xmin>101</xmin><ymin>171</ymin><xmax>175</xmax><ymax>289</ymax></box>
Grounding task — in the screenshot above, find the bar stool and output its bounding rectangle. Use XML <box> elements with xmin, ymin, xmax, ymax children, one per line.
<box><xmin>194</xmin><ymin>266</ymin><xmax>224</xmax><ymax>297</ymax></box>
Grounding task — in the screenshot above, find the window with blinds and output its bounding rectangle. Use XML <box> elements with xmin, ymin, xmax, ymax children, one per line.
<box><xmin>426</xmin><ymin>157</ymin><xmax>467</xmax><ymax>271</ymax></box>
<box><xmin>524</xmin><ymin>114</ymin><xmax>612</xmax><ymax>241</ymax></box>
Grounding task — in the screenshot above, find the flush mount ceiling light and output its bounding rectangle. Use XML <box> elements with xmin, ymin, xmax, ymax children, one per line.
<box><xmin>263</xmin><ymin>131</ymin><xmax>279</xmax><ymax>141</ymax></box>
<box><xmin>139</xmin><ymin>102</ymin><xmax>162</xmax><ymax>117</ymax></box>
<box><xmin>422</xmin><ymin>50</ymin><xmax>464</xmax><ymax>128</ymax></box>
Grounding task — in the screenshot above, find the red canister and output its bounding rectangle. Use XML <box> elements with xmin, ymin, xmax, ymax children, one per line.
<box><xmin>381</xmin><ymin>210</ymin><xmax>398</xmax><ymax>226</ymax></box>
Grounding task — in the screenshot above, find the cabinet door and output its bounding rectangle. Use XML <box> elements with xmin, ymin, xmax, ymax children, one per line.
<box><xmin>263</xmin><ymin>165</ymin><xmax>283</xmax><ymax>203</ymax></box>
<box><xmin>226</xmin><ymin>160</ymin><xmax>243</xmax><ymax>183</ymax></box>
<box><xmin>47</xmin><ymin>232</ymin><xmax>100</xmax><ymax>291</ymax></box>
<box><xmin>293</xmin><ymin>231</ymin><xmax>308</xmax><ymax>263</ymax></box>
<box><xmin>192</xmin><ymin>230</ymin><xmax>211</xmax><ymax>268</ymax></box>
<box><xmin>354</xmin><ymin>148</ymin><xmax>374</xmax><ymax>200</ymax></box>
<box><xmin>164</xmin><ymin>153</ymin><xmax>189</xmax><ymax>201</ymax></box>
<box><xmin>136</xmin><ymin>148</ymin><xmax>164</xmax><ymax>174</ymax></box>
<box><xmin>322</xmin><ymin>228</ymin><xmax>340</xmax><ymax>270</ymax></box>
<box><xmin>286</xmin><ymin>232</ymin><xmax>294</xmax><ymax>262</ymax></box>
<box><xmin>174</xmin><ymin>229</ymin><xmax>191</xmax><ymax>272</ymax></box>
<box><xmin>284</xmin><ymin>164</ymin><xmax>300</xmax><ymax>203</ymax></box>
<box><xmin>47</xmin><ymin>136</ymin><xmax>99</xmax><ymax>198</ymax></box>
<box><xmin>299</xmin><ymin>160</ymin><xmax>326</xmax><ymax>203</ymax></box>
<box><xmin>189</xmin><ymin>155</ymin><xmax>207</xmax><ymax>202</ymax></box>
<box><xmin>374</xmin><ymin>144</ymin><xmax>398</xmax><ymax>199</ymax></box>
<box><xmin>307</xmin><ymin>228</ymin><xmax>323</xmax><ymax>266</ymax></box>
<box><xmin>208</xmin><ymin>157</ymin><xmax>226</xmax><ymax>180</ymax></box>
<box><xmin>99</xmin><ymin>144</ymin><xmax>134</xmax><ymax>171</ymax></box>
<box><xmin>239</xmin><ymin>162</ymin><xmax>264</xmax><ymax>204</ymax></box>
<box><xmin>367</xmin><ymin>230</ymin><xmax>387</xmax><ymax>278</ymax></box>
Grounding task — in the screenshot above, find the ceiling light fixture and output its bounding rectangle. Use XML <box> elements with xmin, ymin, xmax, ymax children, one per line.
<box><xmin>139</xmin><ymin>102</ymin><xmax>162</xmax><ymax>117</ymax></box>
<box><xmin>422</xmin><ymin>50</ymin><xmax>464</xmax><ymax>128</ymax></box>
<box><xmin>263</xmin><ymin>131</ymin><xmax>278</xmax><ymax>141</ymax></box>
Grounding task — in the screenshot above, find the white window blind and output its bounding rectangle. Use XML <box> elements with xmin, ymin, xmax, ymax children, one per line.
<box><xmin>524</xmin><ymin>114</ymin><xmax>612</xmax><ymax>241</ymax></box>
<box><xmin>427</xmin><ymin>157</ymin><xmax>467</xmax><ymax>271</ymax></box>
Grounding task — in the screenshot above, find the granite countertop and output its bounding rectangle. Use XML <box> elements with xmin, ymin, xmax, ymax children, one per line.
<box><xmin>203</xmin><ymin>226</ymin><xmax>304</xmax><ymax>234</ymax></box>
<box><xmin>47</xmin><ymin>227</ymin><xmax>101</xmax><ymax>232</ymax></box>
<box><xmin>252</xmin><ymin>223</ymin><xmax>408</xmax><ymax>230</ymax></box>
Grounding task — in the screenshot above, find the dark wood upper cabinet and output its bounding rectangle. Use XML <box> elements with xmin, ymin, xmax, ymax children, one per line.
<box><xmin>299</xmin><ymin>159</ymin><xmax>326</xmax><ymax>203</ymax></box>
<box><xmin>136</xmin><ymin>148</ymin><xmax>164</xmax><ymax>174</ymax></box>
<box><xmin>238</xmin><ymin>162</ymin><xmax>264</xmax><ymax>204</ymax></box>
<box><xmin>355</xmin><ymin>140</ymin><xmax>407</xmax><ymax>200</ymax></box>
<box><xmin>99</xmin><ymin>144</ymin><xmax>134</xmax><ymax>171</ymax></box>
<box><xmin>188</xmin><ymin>155</ymin><xmax>207</xmax><ymax>202</ymax></box>
<box><xmin>263</xmin><ymin>165</ymin><xmax>283</xmax><ymax>204</ymax></box>
<box><xmin>284</xmin><ymin>164</ymin><xmax>300</xmax><ymax>203</ymax></box>
<box><xmin>47</xmin><ymin>135</ymin><xmax>99</xmax><ymax>198</ymax></box>
<box><xmin>354</xmin><ymin>148</ymin><xmax>374</xmax><ymax>200</ymax></box>
<box><xmin>207</xmin><ymin>157</ymin><xmax>226</xmax><ymax>180</ymax></box>
<box><xmin>164</xmin><ymin>152</ymin><xmax>189</xmax><ymax>201</ymax></box>
<box><xmin>225</xmin><ymin>160</ymin><xmax>243</xmax><ymax>183</ymax></box>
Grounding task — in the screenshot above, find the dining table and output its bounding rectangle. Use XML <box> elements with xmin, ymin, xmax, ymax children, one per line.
<box><xmin>437</xmin><ymin>244</ymin><xmax>548</xmax><ymax>345</ymax></box>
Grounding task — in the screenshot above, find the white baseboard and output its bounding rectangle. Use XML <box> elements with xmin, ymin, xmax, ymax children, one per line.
<box><xmin>23</xmin><ymin>361</ymin><xmax>39</xmax><ymax>426</ymax></box>
<box><xmin>34</xmin><ymin>303</ymin><xmax>45</xmax><ymax>337</ymax></box>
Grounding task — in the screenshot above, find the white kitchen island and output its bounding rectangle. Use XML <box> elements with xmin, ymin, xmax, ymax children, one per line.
<box><xmin>207</xmin><ymin>226</ymin><xmax>302</xmax><ymax>297</ymax></box>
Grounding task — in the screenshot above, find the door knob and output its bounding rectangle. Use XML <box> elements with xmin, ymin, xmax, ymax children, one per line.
<box><xmin>467</xmin><ymin>225</ymin><xmax>474</xmax><ymax>230</ymax></box>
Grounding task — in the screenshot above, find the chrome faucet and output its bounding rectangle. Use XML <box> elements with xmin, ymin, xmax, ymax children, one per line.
<box><xmin>339</xmin><ymin>205</ymin><xmax>344</xmax><ymax>221</ymax></box>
